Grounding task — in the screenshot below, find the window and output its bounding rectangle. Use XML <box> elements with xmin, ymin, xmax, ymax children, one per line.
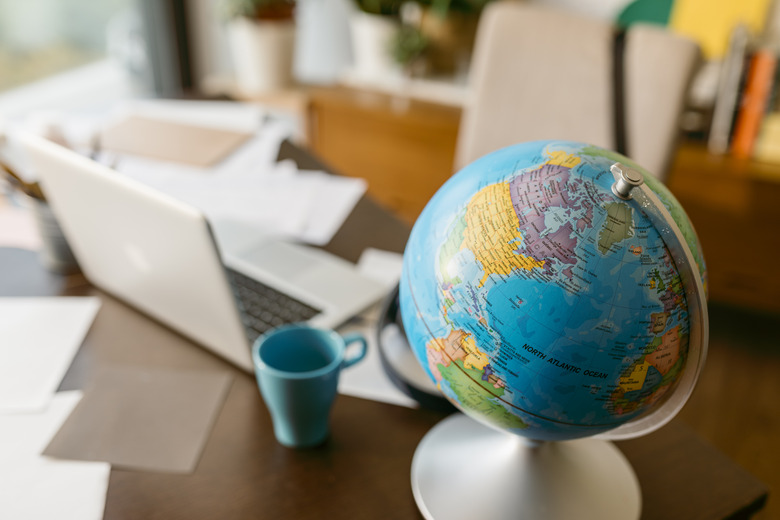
<box><xmin>0</xmin><ymin>0</ymin><xmax>135</xmax><ymax>93</ymax></box>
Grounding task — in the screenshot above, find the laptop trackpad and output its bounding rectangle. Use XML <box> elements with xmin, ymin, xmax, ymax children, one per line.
<box><xmin>236</xmin><ymin>241</ymin><xmax>327</xmax><ymax>280</ymax></box>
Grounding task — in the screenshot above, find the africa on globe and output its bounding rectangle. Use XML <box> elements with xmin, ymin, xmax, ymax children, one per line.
<box><xmin>399</xmin><ymin>140</ymin><xmax>708</xmax><ymax>442</ymax></box>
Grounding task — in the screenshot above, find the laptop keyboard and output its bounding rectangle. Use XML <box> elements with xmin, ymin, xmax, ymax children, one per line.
<box><xmin>226</xmin><ymin>267</ymin><xmax>321</xmax><ymax>344</ymax></box>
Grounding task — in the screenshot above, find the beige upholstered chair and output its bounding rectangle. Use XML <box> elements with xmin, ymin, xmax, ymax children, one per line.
<box><xmin>455</xmin><ymin>2</ymin><xmax>700</xmax><ymax>182</ymax></box>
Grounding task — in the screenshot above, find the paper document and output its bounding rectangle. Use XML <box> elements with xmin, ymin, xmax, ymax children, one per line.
<box><xmin>116</xmin><ymin>156</ymin><xmax>367</xmax><ymax>246</ymax></box>
<box><xmin>0</xmin><ymin>297</ymin><xmax>100</xmax><ymax>413</ymax></box>
<box><xmin>338</xmin><ymin>249</ymin><xmax>417</xmax><ymax>408</ymax></box>
<box><xmin>15</xmin><ymin>98</ymin><xmax>364</xmax><ymax>245</ymax></box>
<box><xmin>357</xmin><ymin>248</ymin><xmax>404</xmax><ymax>290</ymax></box>
<box><xmin>337</xmin><ymin>321</ymin><xmax>418</xmax><ymax>409</ymax></box>
<box><xmin>0</xmin><ymin>391</ymin><xmax>111</xmax><ymax>520</ymax></box>
<box><xmin>0</xmin><ymin>391</ymin><xmax>84</xmax><ymax>458</ymax></box>
<box><xmin>296</xmin><ymin>170</ymin><xmax>368</xmax><ymax>245</ymax></box>
<box><xmin>102</xmin><ymin>102</ymin><xmax>364</xmax><ymax>245</ymax></box>
<box><xmin>117</xmin><ymin>155</ymin><xmax>312</xmax><ymax>238</ymax></box>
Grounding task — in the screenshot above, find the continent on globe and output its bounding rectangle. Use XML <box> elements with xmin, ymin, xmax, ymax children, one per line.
<box><xmin>447</xmin><ymin>181</ymin><xmax>546</xmax><ymax>288</ymax></box>
<box><xmin>598</xmin><ymin>202</ymin><xmax>634</xmax><ymax>254</ymax></box>
<box><xmin>650</xmin><ymin>312</ymin><xmax>670</xmax><ymax>333</ymax></box>
<box><xmin>425</xmin><ymin>330</ymin><xmax>526</xmax><ymax>431</ymax></box>
<box><xmin>426</xmin><ymin>330</ymin><xmax>501</xmax><ymax>388</ymax></box>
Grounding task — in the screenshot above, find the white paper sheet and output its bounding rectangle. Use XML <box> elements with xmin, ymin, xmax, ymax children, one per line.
<box><xmin>0</xmin><ymin>391</ymin><xmax>83</xmax><ymax>459</ymax></box>
<box><xmin>0</xmin><ymin>391</ymin><xmax>111</xmax><ymax>520</ymax></box>
<box><xmin>115</xmin><ymin>154</ymin><xmax>367</xmax><ymax>246</ymax></box>
<box><xmin>1</xmin><ymin>456</ymin><xmax>110</xmax><ymax>520</ymax></box>
<box><xmin>337</xmin><ymin>323</ymin><xmax>419</xmax><ymax>409</ymax></box>
<box><xmin>0</xmin><ymin>297</ymin><xmax>100</xmax><ymax>413</ymax></box>
<box><xmin>116</xmin><ymin>155</ymin><xmax>313</xmax><ymax>238</ymax></box>
<box><xmin>356</xmin><ymin>248</ymin><xmax>404</xmax><ymax>290</ymax></box>
<box><xmin>103</xmin><ymin>101</ymin><xmax>365</xmax><ymax>246</ymax></box>
<box><xmin>297</xmin><ymin>170</ymin><xmax>368</xmax><ymax>246</ymax></box>
<box><xmin>338</xmin><ymin>249</ymin><xmax>417</xmax><ymax>408</ymax></box>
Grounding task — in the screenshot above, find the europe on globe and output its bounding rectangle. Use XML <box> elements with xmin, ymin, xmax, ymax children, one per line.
<box><xmin>399</xmin><ymin>140</ymin><xmax>708</xmax><ymax>442</ymax></box>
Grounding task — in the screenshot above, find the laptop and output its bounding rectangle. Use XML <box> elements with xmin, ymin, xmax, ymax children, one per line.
<box><xmin>21</xmin><ymin>133</ymin><xmax>387</xmax><ymax>372</ymax></box>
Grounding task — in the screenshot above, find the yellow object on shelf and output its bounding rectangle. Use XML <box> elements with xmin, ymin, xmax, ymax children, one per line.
<box><xmin>669</xmin><ymin>0</ymin><xmax>772</xmax><ymax>59</ymax></box>
<box><xmin>753</xmin><ymin>113</ymin><xmax>780</xmax><ymax>171</ymax></box>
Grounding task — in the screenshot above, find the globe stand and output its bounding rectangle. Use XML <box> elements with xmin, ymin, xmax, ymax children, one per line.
<box><xmin>411</xmin><ymin>414</ymin><xmax>641</xmax><ymax>520</ymax></box>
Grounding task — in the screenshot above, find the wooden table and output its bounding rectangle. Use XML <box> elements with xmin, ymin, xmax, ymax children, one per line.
<box><xmin>0</xmin><ymin>146</ymin><xmax>768</xmax><ymax>519</ymax></box>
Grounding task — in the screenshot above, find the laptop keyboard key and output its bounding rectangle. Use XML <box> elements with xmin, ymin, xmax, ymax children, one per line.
<box><xmin>226</xmin><ymin>267</ymin><xmax>322</xmax><ymax>341</ymax></box>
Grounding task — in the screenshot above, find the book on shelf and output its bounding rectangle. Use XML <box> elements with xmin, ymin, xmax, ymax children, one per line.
<box><xmin>707</xmin><ymin>22</ymin><xmax>780</xmax><ymax>163</ymax></box>
<box><xmin>730</xmin><ymin>48</ymin><xmax>778</xmax><ymax>158</ymax></box>
<box><xmin>708</xmin><ymin>24</ymin><xmax>751</xmax><ymax>155</ymax></box>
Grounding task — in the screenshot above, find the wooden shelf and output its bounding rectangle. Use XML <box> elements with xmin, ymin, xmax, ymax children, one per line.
<box><xmin>666</xmin><ymin>142</ymin><xmax>780</xmax><ymax>314</ymax></box>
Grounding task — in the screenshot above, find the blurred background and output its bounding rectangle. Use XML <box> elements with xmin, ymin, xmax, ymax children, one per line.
<box><xmin>1</xmin><ymin>0</ymin><xmax>779</xmax><ymax>517</ymax></box>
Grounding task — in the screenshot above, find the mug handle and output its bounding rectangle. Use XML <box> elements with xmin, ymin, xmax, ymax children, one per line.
<box><xmin>341</xmin><ymin>333</ymin><xmax>368</xmax><ymax>369</ymax></box>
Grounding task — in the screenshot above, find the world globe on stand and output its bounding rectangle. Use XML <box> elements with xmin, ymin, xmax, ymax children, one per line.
<box><xmin>399</xmin><ymin>140</ymin><xmax>709</xmax><ymax>519</ymax></box>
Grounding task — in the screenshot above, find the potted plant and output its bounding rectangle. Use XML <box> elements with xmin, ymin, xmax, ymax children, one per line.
<box><xmin>223</xmin><ymin>0</ymin><xmax>297</xmax><ymax>95</ymax></box>
<box><xmin>393</xmin><ymin>0</ymin><xmax>492</xmax><ymax>78</ymax></box>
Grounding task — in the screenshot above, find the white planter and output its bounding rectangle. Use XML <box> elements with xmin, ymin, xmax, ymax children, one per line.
<box><xmin>293</xmin><ymin>0</ymin><xmax>353</xmax><ymax>84</ymax></box>
<box><xmin>349</xmin><ymin>11</ymin><xmax>403</xmax><ymax>82</ymax></box>
<box><xmin>227</xmin><ymin>18</ymin><xmax>296</xmax><ymax>95</ymax></box>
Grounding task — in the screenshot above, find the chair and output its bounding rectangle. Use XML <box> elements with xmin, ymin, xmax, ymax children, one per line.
<box><xmin>455</xmin><ymin>3</ymin><xmax>701</xmax><ymax>182</ymax></box>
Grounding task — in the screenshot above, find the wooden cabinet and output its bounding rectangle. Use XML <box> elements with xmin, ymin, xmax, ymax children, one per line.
<box><xmin>665</xmin><ymin>144</ymin><xmax>780</xmax><ymax>314</ymax></box>
<box><xmin>307</xmin><ymin>87</ymin><xmax>780</xmax><ymax>314</ymax></box>
<box><xmin>307</xmin><ymin>87</ymin><xmax>461</xmax><ymax>225</ymax></box>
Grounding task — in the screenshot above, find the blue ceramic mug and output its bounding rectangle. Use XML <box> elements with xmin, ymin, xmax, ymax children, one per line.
<box><xmin>252</xmin><ymin>323</ymin><xmax>368</xmax><ymax>448</ymax></box>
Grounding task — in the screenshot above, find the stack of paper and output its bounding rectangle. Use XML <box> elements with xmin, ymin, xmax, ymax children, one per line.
<box><xmin>9</xmin><ymin>98</ymin><xmax>367</xmax><ymax>246</ymax></box>
<box><xmin>0</xmin><ymin>392</ymin><xmax>110</xmax><ymax>520</ymax></box>
<box><xmin>115</xmin><ymin>151</ymin><xmax>367</xmax><ymax>246</ymax></box>
<box><xmin>0</xmin><ymin>297</ymin><xmax>100</xmax><ymax>413</ymax></box>
<box><xmin>0</xmin><ymin>297</ymin><xmax>109</xmax><ymax>519</ymax></box>
<box><xmin>97</xmin><ymin>100</ymin><xmax>367</xmax><ymax>246</ymax></box>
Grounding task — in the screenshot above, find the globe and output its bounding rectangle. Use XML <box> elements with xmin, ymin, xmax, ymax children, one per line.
<box><xmin>399</xmin><ymin>140</ymin><xmax>709</xmax><ymax>444</ymax></box>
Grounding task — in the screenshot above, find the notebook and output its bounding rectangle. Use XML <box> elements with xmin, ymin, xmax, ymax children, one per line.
<box><xmin>21</xmin><ymin>134</ymin><xmax>387</xmax><ymax>372</ymax></box>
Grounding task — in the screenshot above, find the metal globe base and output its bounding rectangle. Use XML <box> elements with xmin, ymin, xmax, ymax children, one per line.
<box><xmin>411</xmin><ymin>414</ymin><xmax>641</xmax><ymax>520</ymax></box>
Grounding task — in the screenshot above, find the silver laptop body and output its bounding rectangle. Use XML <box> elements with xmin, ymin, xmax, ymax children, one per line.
<box><xmin>22</xmin><ymin>134</ymin><xmax>386</xmax><ymax>372</ymax></box>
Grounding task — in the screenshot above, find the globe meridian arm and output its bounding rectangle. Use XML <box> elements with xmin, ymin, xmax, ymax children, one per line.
<box><xmin>599</xmin><ymin>171</ymin><xmax>709</xmax><ymax>441</ymax></box>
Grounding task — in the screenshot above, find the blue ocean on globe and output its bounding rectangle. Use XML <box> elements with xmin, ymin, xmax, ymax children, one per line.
<box><xmin>399</xmin><ymin>140</ymin><xmax>707</xmax><ymax>441</ymax></box>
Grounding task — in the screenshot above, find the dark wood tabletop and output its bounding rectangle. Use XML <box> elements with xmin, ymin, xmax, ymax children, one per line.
<box><xmin>0</xmin><ymin>144</ymin><xmax>768</xmax><ymax>520</ymax></box>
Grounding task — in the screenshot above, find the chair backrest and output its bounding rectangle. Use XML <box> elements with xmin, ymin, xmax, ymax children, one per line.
<box><xmin>455</xmin><ymin>3</ymin><xmax>700</xmax><ymax>181</ymax></box>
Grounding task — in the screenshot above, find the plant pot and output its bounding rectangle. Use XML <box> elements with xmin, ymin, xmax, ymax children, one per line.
<box><xmin>227</xmin><ymin>17</ymin><xmax>296</xmax><ymax>94</ymax></box>
<box><xmin>293</xmin><ymin>0</ymin><xmax>353</xmax><ymax>84</ymax></box>
<box><xmin>349</xmin><ymin>11</ymin><xmax>403</xmax><ymax>81</ymax></box>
